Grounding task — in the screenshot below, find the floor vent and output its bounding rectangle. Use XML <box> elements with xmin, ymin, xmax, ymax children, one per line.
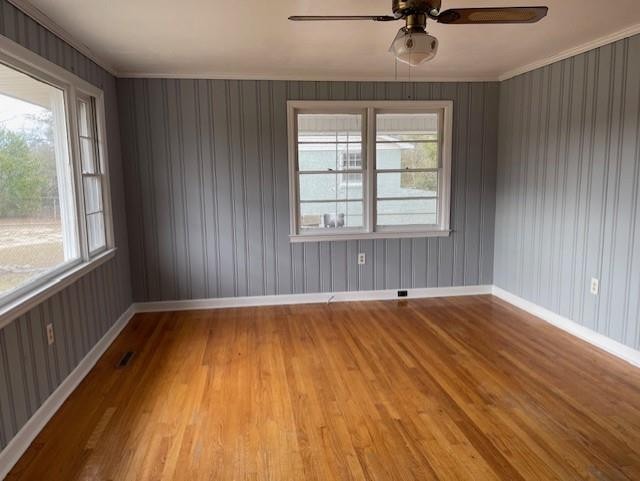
<box><xmin>117</xmin><ymin>351</ymin><xmax>135</xmax><ymax>368</ymax></box>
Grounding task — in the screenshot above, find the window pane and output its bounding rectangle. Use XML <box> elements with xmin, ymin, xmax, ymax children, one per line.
<box><xmin>377</xmin><ymin>199</ymin><xmax>438</xmax><ymax>226</ymax></box>
<box><xmin>83</xmin><ymin>177</ymin><xmax>103</xmax><ymax>214</ymax></box>
<box><xmin>0</xmin><ymin>62</ymin><xmax>79</xmax><ymax>299</ymax></box>
<box><xmin>298</xmin><ymin>143</ymin><xmax>362</xmax><ymax>172</ymax></box>
<box><xmin>377</xmin><ymin>172</ymin><xmax>438</xmax><ymax>198</ymax></box>
<box><xmin>87</xmin><ymin>212</ymin><xmax>106</xmax><ymax>252</ymax></box>
<box><xmin>80</xmin><ymin>137</ymin><xmax>98</xmax><ymax>173</ymax></box>
<box><xmin>376</xmin><ymin>142</ymin><xmax>438</xmax><ymax>170</ymax></box>
<box><xmin>77</xmin><ymin>100</ymin><xmax>90</xmax><ymax>137</ymax></box>
<box><xmin>300</xmin><ymin>201</ymin><xmax>363</xmax><ymax>229</ymax></box>
<box><xmin>299</xmin><ymin>173</ymin><xmax>363</xmax><ymax>202</ymax></box>
<box><xmin>298</xmin><ymin>113</ymin><xmax>362</xmax><ymax>143</ymax></box>
<box><xmin>376</xmin><ymin>113</ymin><xmax>438</xmax><ymax>141</ymax></box>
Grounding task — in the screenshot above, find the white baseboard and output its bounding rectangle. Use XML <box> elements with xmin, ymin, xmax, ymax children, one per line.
<box><xmin>137</xmin><ymin>285</ymin><xmax>640</xmax><ymax>369</ymax></box>
<box><xmin>133</xmin><ymin>285</ymin><xmax>493</xmax><ymax>313</ymax></box>
<box><xmin>492</xmin><ymin>286</ymin><xmax>640</xmax><ymax>368</ymax></box>
<box><xmin>0</xmin><ymin>305</ymin><xmax>137</xmax><ymax>480</ymax></box>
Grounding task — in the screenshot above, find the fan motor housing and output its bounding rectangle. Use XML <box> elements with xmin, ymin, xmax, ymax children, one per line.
<box><xmin>392</xmin><ymin>0</ymin><xmax>441</xmax><ymax>17</ymax></box>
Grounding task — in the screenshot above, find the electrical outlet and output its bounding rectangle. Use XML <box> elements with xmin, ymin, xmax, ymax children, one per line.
<box><xmin>358</xmin><ymin>253</ymin><xmax>366</xmax><ymax>265</ymax></box>
<box><xmin>46</xmin><ymin>323</ymin><xmax>55</xmax><ymax>345</ymax></box>
<box><xmin>590</xmin><ymin>277</ymin><xmax>599</xmax><ymax>296</ymax></box>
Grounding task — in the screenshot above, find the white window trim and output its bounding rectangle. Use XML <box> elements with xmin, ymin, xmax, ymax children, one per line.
<box><xmin>0</xmin><ymin>35</ymin><xmax>116</xmax><ymax>328</ymax></box>
<box><xmin>287</xmin><ymin>100</ymin><xmax>453</xmax><ymax>242</ymax></box>
<box><xmin>76</xmin><ymin>92</ymin><xmax>111</xmax><ymax>257</ymax></box>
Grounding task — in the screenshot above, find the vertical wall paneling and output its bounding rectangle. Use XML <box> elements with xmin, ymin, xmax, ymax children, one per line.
<box><xmin>118</xmin><ymin>79</ymin><xmax>500</xmax><ymax>302</ymax></box>
<box><xmin>494</xmin><ymin>34</ymin><xmax>640</xmax><ymax>351</ymax></box>
<box><xmin>0</xmin><ymin>0</ymin><xmax>132</xmax><ymax>451</ymax></box>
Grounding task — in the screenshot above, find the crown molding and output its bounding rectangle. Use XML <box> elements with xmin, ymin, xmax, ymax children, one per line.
<box><xmin>498</xmin><ymin>23</ymin><xmax>640</xmax><ymax>81</ymax></box>
<box><xmin>6</xmin><ymin>0</ymin><xmax>118</xmax><ymax>76</ymax></box>
<box><xmin>116</xmin><ymin>71</ymin><xmax>499</xmax><ymax>82</ymax></box>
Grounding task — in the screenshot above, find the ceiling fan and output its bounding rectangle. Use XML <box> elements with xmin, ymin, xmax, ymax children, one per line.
<box><xmin>289</xmin><ymin>0</ymin><xmax>548</xmax><ymax>66</ymax></box>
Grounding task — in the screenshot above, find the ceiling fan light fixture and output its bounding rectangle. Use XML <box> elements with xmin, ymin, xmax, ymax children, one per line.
<box><xmin>389</xmin><ymin>27</ymin><xmax>438</xmax><ymax>66</ymax></box>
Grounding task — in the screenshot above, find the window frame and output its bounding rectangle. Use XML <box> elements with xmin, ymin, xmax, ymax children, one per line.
<box><xmin>76</xmin><ymin>92</ymin><xmax>111</xmax><ymax>256</ymax></box>
<box><xmin>288</xmin><ymin>100</ymin><xmax>453</xmax><ymax>242</ymax></box>
<box><xmin>290</xmin><ymin>107</ymin><xmax>368</xmax><ymax>235</ymax></box>
<box><xmin>0</xmin><ymin>35</ymin><xmax>115</xmax><ymax>326</ymax></box>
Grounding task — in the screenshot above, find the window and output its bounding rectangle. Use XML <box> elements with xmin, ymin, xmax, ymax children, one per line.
<box><xmin>0</xmin><ymin>39</ymin><xmax>113</xmax><ymax>316</ymax></box>
<box><xmin>376</xmin><ymin>112</ymin><xmax>440</xmax><ymax>228</ymax></box>
<box><xmin>288</xmin><ymin>101</ymin><xmax>452</xmax><ymax>241</ymax></box>
<box><xmin>77</xmin><ymin>95</ymin><xmax>107</xmax><ymax>254</ymax></box>
<box><xmin>295</xmin><ymin>112</ymin><xmax>364</xmax><ymax>230</ymax></box>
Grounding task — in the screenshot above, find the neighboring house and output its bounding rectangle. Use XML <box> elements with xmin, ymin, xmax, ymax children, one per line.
<box><xmin>298</xmin><ymin>140</ymin><xmax>438</xmax><ymax>229</ymax></box>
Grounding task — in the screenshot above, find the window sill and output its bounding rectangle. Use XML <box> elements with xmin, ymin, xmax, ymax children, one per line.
<box><xmin>289</xmin><ymin>230</ymin><xmax>452</xmax><ymax>243</ymax></box>
<box><xmin>0</xmin><ymin>248</ymin><xmax>117</xmax><ymax>329</ymax></box>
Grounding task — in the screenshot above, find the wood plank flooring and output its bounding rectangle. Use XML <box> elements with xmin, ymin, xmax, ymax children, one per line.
<box><xmin>7</xmin><ymin>295</ymin><xmax>640</xmax><ymax>480</ymax></box>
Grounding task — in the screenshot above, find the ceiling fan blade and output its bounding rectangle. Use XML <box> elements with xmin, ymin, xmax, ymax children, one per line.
<box><xmin>288</xmin><ymin>15</ymin><xmax>398</xmax><ymax>22</ymax></box>
<box><xmin>436</xmin><ymin>7</ymin><xmax>548</xmax><ymax>24</ymax></box>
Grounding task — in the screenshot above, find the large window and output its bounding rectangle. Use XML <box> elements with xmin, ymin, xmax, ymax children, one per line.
<box><xmin>288</xmin><ymin>101</ymin><xmax>452</xmax><ymax>241</ymax></box>
<box><xmin>0</xmin><ymin>39</ymin><xmax>113</xmax><ymax>315</ymax></box>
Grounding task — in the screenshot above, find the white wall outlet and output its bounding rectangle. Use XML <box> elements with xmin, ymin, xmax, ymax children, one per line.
<box><xmin>46</xmin><ymin>323</ymin><xmax>55</xmax><ymax>345</ymax></box>
<box><xmin>590</xmin><ymin>277</ymin><xmax>599</xmax><ymax>296</ymax></box>
<box><xmin>358</xmin><ymin>253</ymin><xmax>366</xmax><ymax>265</ymax></box>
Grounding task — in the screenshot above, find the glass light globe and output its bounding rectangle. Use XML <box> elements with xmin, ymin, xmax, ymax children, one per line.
<box><xmin>389</xmin><ymin>28</ymin><xmax>439</xmax><ymax>66</ymax></box>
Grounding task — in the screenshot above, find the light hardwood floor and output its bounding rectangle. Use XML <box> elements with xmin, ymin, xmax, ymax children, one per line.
<box><xmin>7</xmin><ymin>295</ymin><xmax>640</xmax><ymax>480</ymax></box>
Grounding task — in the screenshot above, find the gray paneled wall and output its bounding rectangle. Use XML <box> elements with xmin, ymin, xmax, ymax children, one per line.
<box><xmin>117</xmin><ymin>79</ymin><xmax>499</xmax><ymax>302</ymax></box>
<box><xmin>0</xmin><ymin>1</ymin><xmax>131</xmax><ymax>450</ymax></box>
<box><xmin>494</xmin><ymin>34</ymin><xmax>640</xmax><ymax>350</ymax></box>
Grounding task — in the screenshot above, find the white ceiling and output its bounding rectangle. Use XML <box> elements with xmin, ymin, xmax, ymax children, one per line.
<box><xmin>19</xmin><ymin>0</ymin><xmax>640</xmax><ymax>80</ymax></box>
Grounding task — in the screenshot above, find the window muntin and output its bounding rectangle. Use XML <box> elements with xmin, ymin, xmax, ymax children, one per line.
<box><xmin>288</xmin><ymin>101</ymin><xmax>452</xmax><ymax>241</ymax></box>
<box><xmin>339</xmin><ymin>151</ymin><xmax>363</xmax><ymax>186</ymax></box>
<box><xmin>0</xmin><ymin>44</ymin><xmax>113</xmax><ymax>312</ymax></box>
<box><xmin>0</xmin><ymin>61</ymin><xmax>80</xmax><ymax>301</ymax></box>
